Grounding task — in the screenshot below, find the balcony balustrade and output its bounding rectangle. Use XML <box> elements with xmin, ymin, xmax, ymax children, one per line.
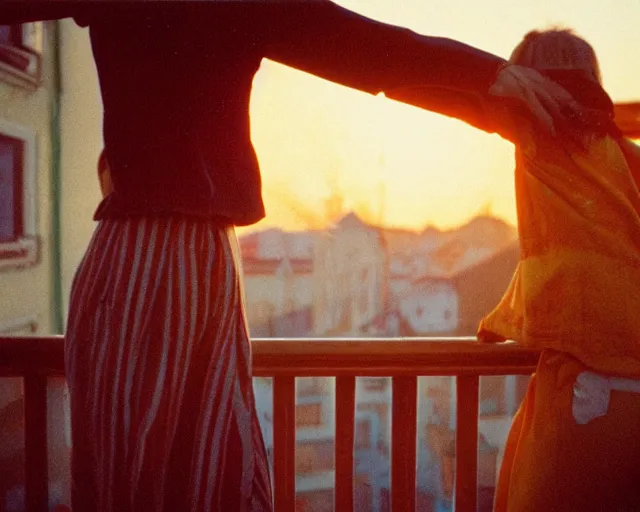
<box><xmin>0</xmin><ymin>336</ymin><xmax>539</xmax><ymax>512</ymax></box>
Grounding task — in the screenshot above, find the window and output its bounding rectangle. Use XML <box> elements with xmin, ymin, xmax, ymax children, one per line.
<box><xmin>479</xmin><ymin>375</ymin><xmax>507</xmax><ymax>417</ymax></box>
<box><xmin>425</xmin><ymin>377</ymin><xmax>453</xmax><ymax>425</ymax></box>
<box><xmin>0</xmin><ymin>120</ymin><xmax>38</xmax><ymax>271</ymax></box>
<box><xmin>359</xmin><ymin>269</ymin><xmax>369</xmax><ymax>316</ymax></box>
<box><xmin>0</xmin><ymin>135</ymin><xmax>24</xmax><ymax>242</ymax></box>
<box><xmin>355</xmin><ymin>417</ymin><xmax>372</xmax><ymax>450</ymax></box>
<box><xmin>0</xmin><ymin>314</ymin><xmax>38</xmax><ymax>335</ymax></box>
<box><xmin>295</xmin><ymin>403</ymin><xmax>323</xmax><ymax>428</ymax></box>
<box><xmin>356</xmin><ymin>403</ymin><xmax>388</xmax><ymax>452</ymax></box>
<box><xmin>361</xmin><ymin>377</ymin><xmax>388</xmax><ymax>393</ymax></box>
<box><xmin>297</xmin><ymin>377</ymin><xmax>328</xmax><ymax>399</ymax></box>
<box><xmin>0</xmin><ymin>23</ymin><xmax>43</xmax><ymax>89</ymax></box>
<box><xmin>295</xmin><ymin>440</ymin><xmax>333</xmax><ymax>474</ymax></box>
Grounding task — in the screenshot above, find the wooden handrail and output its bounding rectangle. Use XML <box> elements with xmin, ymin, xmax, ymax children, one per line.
<box><xmin>0</xmin><ymin>336</ymin><xmax>541</xmax><ymax>377</ymax></box>
<box><xmin>0</xmin><ymin>335</ymin><xmax>65</xmax><ymax>376</ymax></box>
<box><xmin>251</xmin><ymin>337</ymin><xmax>540</xmax><ymax>376</ymax></box>
<box><xmin>0</xmin><ymin>336</ymin><xmax>540</xmax><ymax>512</ymax></box>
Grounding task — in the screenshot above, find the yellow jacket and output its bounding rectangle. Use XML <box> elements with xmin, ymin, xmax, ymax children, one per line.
<box><xmin>479</xmin><ymin>132</ymin><xmax>640</xmax><ymax>378</ymax></box>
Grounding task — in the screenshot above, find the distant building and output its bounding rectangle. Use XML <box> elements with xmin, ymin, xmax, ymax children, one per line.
<box><xmin>241</xmin><ymin>255</ymin><xmax>314</xmax><ymax>337</ymax></box>
<box><xmin>0</xmin><ymin>20</ymin><xmax>77</xmax><ymax>511</ymax></box>
<box><xmin>357</xmin><ymin>238</ymin><xmax>528</xmax><ymax>509</ymax></box>
<box><xmin>364</xmin><ymin>236</ymin><xmax>520</xmax><ymax>338</ymax></box>
<box><xmin>1</xmin><ymin>22</ymin><xmax>53</xmax><ymax>335</ymax></box>
<box><xmin>449</xmin><ymin>241</ymin><xmax>520</xmax><ymax>336</ymax></box>
<box><xmin>398</xmin><ymin>276</ymin><xmax>458</xmax><ymax>335</ymax></box>
<box><xmin>239</xmin><ymin>228</ymin><xmax>316</xmax><ymax>261</ymax></box>
<box><xmin>387</xmin><ymin>256</ymin><xmax>412</xmax><ymax>298</ymax></box>
<box><xmin>312</xmin><ymin>213</ymin><xmax>388</xmax><ymax>336</ymax></box>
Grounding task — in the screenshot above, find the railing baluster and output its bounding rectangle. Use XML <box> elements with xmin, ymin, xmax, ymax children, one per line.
<box><xmin>24</xmin><ymin>373</ymin><xmax>48</xmax><ymax>512</ymax></box>
<box><xmin>455</xmin><ymin>375</ymin><xmax>480</xmax><ymax>512</ymax></box>
<box><xmin>273</xmin><ymin>376</ymin><xmax>296</xmax><ymax>511</ymax></box>
<box><xmin>391</xmin><ymin>376</ymin><xmax>417</xmax><ymax>512</ymax></box>
<box><xmin>1</xmin><ymin>336</ymin><xmax>540</xmax><ymax>512</ymax></box>
<box><xmin>335</xmin><ymin>376</ymin><xmax>355</xmax><ymax>512</ymax></box>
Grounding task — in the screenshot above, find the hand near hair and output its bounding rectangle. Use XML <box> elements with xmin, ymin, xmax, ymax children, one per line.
<box><xmin>488</xmin><ymin>64</ymin><xmax>585</xmax><ymax>141</ymax></box>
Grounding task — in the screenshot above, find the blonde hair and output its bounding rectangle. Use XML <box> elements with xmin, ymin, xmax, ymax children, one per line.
<box><xmin>509</xmin><ymin>29</ymin><xmax>602</xmax><ymax>84</ymax></box>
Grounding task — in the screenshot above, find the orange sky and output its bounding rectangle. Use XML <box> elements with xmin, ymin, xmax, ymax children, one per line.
<box><xmin>242</xmin><ymin>0</ymin><xmax>640</xmax><ymax>234</ymax></box>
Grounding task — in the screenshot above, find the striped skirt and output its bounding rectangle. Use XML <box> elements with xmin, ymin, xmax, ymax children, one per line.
<box><xmin>65</xmin><ymin>217</ymin><xmax>273</xmax><ymax>512</ymax></box>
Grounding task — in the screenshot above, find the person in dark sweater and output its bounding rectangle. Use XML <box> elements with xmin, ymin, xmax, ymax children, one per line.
<box><xmin>1</xmin><ymin>3</ymin><xmax>593</xmax><ymax>511</ymax></box>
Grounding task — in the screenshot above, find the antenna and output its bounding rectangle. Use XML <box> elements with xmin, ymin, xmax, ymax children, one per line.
<box><xmin>263</xmin><ymin>182</ymin><xmax>324</xmax><ymax>230</ymax></box>
<box><xmin>324</xmin><ymin>165</ymin><xmax>345</xmax><ymax>226</ymax></box>
<box><xmin>377</xmin><ymin>150</ymin><xmax>386</xmax><ymax>227</ymax></box>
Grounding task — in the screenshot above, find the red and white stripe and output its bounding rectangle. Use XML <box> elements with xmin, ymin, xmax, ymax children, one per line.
<box><xmin>65</xmin><ymin>217</ymin><xmax>273</xmax><ymax>512</ymax></box>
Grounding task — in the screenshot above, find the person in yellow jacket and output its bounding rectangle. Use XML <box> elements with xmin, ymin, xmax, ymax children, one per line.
<box><xmin>477</xmin><ymin>29</ymin><xmax>640</xmax><ymax>511</ymax></box>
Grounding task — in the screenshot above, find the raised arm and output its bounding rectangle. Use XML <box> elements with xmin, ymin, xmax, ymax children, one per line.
<box><xmin>257</xmin><ymin>1</ymin><xmax>581</xmax><ymax>139</ymax></box>
<box><xmin>259</xmin><ymin>1</ymin><xmax>502</xmax><ymax>110</ymax></box>
<box><xmin>383</xmin><ymin>85</ymin><xmax>497</xmax><ymax>133</ymax></box>
<box><xmin>2</xmin><ymin>1</ymin><xmax>579</xmax><ymax>140</ymax></box>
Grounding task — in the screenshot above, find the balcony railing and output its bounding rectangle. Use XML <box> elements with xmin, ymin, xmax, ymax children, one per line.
<box><xmin>0</xmin><ymin>336</ymin><xmax>540</xmax><ymax>512</ymax></box>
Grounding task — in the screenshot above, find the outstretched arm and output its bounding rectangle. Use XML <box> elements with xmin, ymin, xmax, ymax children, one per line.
<box><xmin>2</xmin><ymin>1</ymin><xmax>579</xmax><ymax>139</ymax></box>
<box><xmin>383</xmin><ymin>85</ymin><xmax>497</xmax><ymax>133</ymax></box>
<box><xmin>260</xmin><ymin>1</ymin><xmax>501</xmax><ymax>105</ymax></box>
<box><xmin>2</xmin><ymin>1</ymin><xmax>498</xmax><ymax>131</ymax></box>
<box><xmin>258</xmin><ymin>1</ymin><xmax>580</xmax><ymax>139</ymax></box>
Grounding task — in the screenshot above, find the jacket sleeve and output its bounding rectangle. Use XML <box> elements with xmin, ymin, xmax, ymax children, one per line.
<box><xmin>259</xmin><ymin>0</ymin><xmax>503</xmax><ymax>124</ymax></box>
<box><xmin>620</xmin><ymin>139</ymin><xmax>640</xmax><ymax>190</ymax></box>
<box><xmin>0</xmin><ymin>1</ymin><xmax>503</xmax><ymax>134</ymax></box>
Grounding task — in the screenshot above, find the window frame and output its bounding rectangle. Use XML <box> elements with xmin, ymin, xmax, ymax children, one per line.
<box><xmin>0</xmin><ymin>118</ymin><xmax>39</xmax><ymax>271</ymax></box>
<box><xmin>0</xmin><ymin>22</ymin><xmax>44</xmax><ymax>90</ymax></box>
<box><xmin>297</xmin><ymin>377</ymin><xmax>328</xmax><ymax>399</ymax></box>
<box><xmin>0</xmin><ymin>313</ymin><xmax>38</xmax><ymax>335</ymax></box>
<box><xmin>295</xmin><ymin>401</ymin><xmax>323</xmax><ymax>429</ymax></box>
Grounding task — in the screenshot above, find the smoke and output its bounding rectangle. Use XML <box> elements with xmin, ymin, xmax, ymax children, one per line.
<box><xmin>265</xmin><ymin>172</ymin><xmax>386</xmax><ymax>231</ymax></box>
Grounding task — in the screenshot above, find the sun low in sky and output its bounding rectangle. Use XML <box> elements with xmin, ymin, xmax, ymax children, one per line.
<box><xmin>244</xmin><ymin>0</ymin><xmax>640</xmax><ymax>234</ymax></box>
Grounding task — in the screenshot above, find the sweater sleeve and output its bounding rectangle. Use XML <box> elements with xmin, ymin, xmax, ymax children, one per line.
<box><xmin>260</xmin><ymin>1</ymin><xmax>504</xmax><ymax>104</ymax></box>
<box><xmin>383</xmin><ymin>85</ymin><xmax>498</xmax><ymax>133</ymax></box>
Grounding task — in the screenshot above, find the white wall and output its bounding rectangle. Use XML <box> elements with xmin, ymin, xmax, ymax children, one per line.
<box><xmin>0</xmin><ymin>23</ymin><xmax>71</xmax><ymax>507</ymax></box>
<box><xmin>312</xmin><ymin>218</ymin><xmax>387</xmax><ymax>335</ymax></box>
<box><xmin>58</xmin><ymin>19</ymin><xmax>103</xmax><ymax>322</ymax></box>
<box><xmin>0</xmin><ymin>23</ymin><xmax>55</xmax><ymax>334</ymax></box>
<box><xmin>243</xmin><ymin>274</ymin><xmax>282</xmax><ymax>325</ymax></box>
<box><xmin>389</xmin><ymin>276</ymin><xmax>410</xmax><ymax>298</ymax></box>
<box><xmin>478</xmin><ymin>416</ymin><xmax>512</xmax><ymax>484</ymax></box>
<box><xmin>399</xmin><ymin>282</ymin><xmax>458</xmax><ymax>334</ymax></box>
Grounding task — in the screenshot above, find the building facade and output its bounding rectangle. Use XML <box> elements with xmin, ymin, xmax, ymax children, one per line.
<box><xmin>0</xmin><ymin>20</ymin><xmax>79</xmax><ymax>511</ymax></box>
<box><xmin>312</xmin><ymin>213</ymin><xmax>388</xmax><ymax>336</ymax></box>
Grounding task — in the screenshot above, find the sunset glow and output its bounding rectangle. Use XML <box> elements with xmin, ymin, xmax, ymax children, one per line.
<box><xmin>244</xmin><ymin>0</ymin><xmax>640</xmax><ymax>234</ymax></box>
